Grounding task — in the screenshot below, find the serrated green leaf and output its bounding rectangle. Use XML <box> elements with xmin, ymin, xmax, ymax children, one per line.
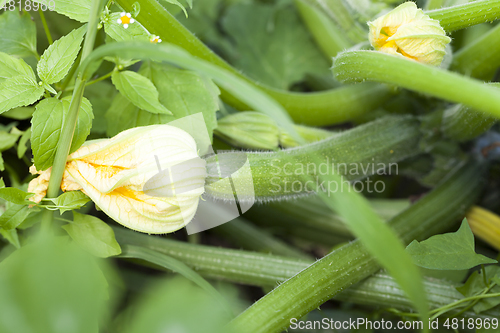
<box><xmin>0</xmin><ymin>131</ymin><xmax>21</xmax><ymax>152</ymax></box>
<box><xmin>32</xmin><ymin>0</ymin><xmax>92</xmax><ymax>22</ymax></box>
<box><xmin>221</xmin><ymin>3</ymin><xmax>329</xmax><ymax>89</ymax></box>
<box><xmin>47</xmin><ymin>191</ymin><xmax>90</xmax><ymax>214</ymax></box>
<box><xmin>111</xmin><ymin>70</ymin><xmax>172</xmax><ymax>115</ymax></box>
<box><xmin>0</xmin><ymin>10</ymin><xmax>37</xmax><ymax>58</ymax></box>
<box><xmin>17</xmin><ymin>127</ymin><xmax>31</xmax><ymax>159</ymax></box>
<box><xmin>0</xmin><ymin>204</ymin><xmax>30</xmax><ymax>230</ymax></box>
<box><xmin>0</xmin><ymin>187</ymin><xmax>33</xmax><ymax>205</ymax></box>
<box><xmin>62</xmin><ymin>212</ymin><xmax>121</xmax><ymax>258</ymax></box>
<box><xmin>1</xmin><ymin>106</ymin><xmax>35</xmax><ymax>120</ymax></box>
<box><xmin>37</xmin><ymin>26</ymin><xmax>86</xmax><ymax>85</ymax></box>
<box><xmin>0</xmin><ymin>75</ymin><xmax>44</xmax><ymax>114</ymax></box>
<box><xmin>106</xmin><ymin>62</ymin><xmax>219</xmax><ymax>139</ymax></box>
<box><xmin>31</xmin><ymin>97</ymin><xmax>93</xmax><ymax>170</ymax></box>
<box><xmin>406</xmin><ymin>219</ymin><xmax>497</xmax><ymax>270</ymax></box>
<box><xmin>0</xmin><ymin>228</ymin><xmax>21</xmax><ymax>249</ymax></box>
<box><xmin>104</xmin><ymin>13</ymin><xmax>149</xmax><ymax>42</ymax></box>
<box><xmin>0</xmin><ymin>52</ymin><xmax>35</xmax><ymax>83</ymax></box>
<box><xmin>457</xmin><ymin>265</ymin><xmax>500</xmax><ymax>313</ymax></box>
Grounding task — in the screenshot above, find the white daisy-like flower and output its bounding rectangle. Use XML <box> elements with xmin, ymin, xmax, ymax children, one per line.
<box><xmin>117</xmin><ymin>12</ymin><xmax>135</xmax><ymax>29</ymax></box>
<box><xmin>150</xmin><ymin>35</ymin><xmax>162</xmax><ymax>44</ymax></box>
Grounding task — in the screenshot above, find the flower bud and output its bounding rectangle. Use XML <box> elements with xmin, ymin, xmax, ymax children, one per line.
<box><xmin>368</xmin><ymin>2</ymin><xmax>451</xmax><ymax>66</ymax></box>
<box><xmin>215</xmin><ymin>112</ymin><xmax>280</xmax><ymax>150</ymax></box>
<box><xmin>28</xmin><ymin>125</ymin><xmax>206</xmax><ymax>234</ymax></box>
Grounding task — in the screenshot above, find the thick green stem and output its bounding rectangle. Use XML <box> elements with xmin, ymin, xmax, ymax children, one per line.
<box><xmin>246</xmin><ymin>197</ymin><xmax>409</xmax><ymax>244</ymax></box>
<box><xmin>205</xmin><ymin>116</ymin><xmax>421</xmax><ymax>201</ymax></box>
<box><xmin>333</xmin><ymin>51</ymin><xmax>500</xmax><ymax>119</ymax></box>
<box><xmin>212</xmin><ymin>218</ymin><xmax>312</xmax><ymax>260</ymax></box>
<box><xmin>113</xmin><ymin>227</ymin><xmax>499</xmax><ymax>320</ymax></box>
<box><xmin>295</xmin><ymin>0</ymin><xmax>353</xmax><ymax>58</ymax></box>
<box><xmin>452</xmin><ymin>24</ymin><xmax>500</xmax><ymax>81</ymax></box>
<box><xmin>228</xmin><ymin>161</ymin><xmax>484</xmax><ymax>333</ymax></box>
<box><xmin>46</xmin><ymin>0</ymin><xmax>105</xmax><ymax>200</ymax></box>
<box><xmin>114</xmin><ymin>0</ymin><xmax>391</xmax><ymax>126</ymax></box>
<box><xmin>442</xmin><ymin>104</ymin><xmax>497</xmax><ymax>142</ymax></box>
<box><xmin>427</xmin><ymin>0</ymin><xmax>500</xmax><ymax>32</ymax></box>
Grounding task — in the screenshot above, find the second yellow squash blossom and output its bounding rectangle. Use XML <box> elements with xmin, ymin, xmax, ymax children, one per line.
<box><xmin>28</xmin><ymin>125</ymin><xmax>207</xmax><ymax>234</ymax></box>
<box><xmin>368</xmin><ymin>2</ymin><xmax>451</xmax><ymax>66</ymax></box>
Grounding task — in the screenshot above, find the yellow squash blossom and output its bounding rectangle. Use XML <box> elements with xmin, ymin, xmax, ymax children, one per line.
<box><xmin>29</xmin><ymin>125</ymin><xmax>207</xmax><ymax>234</ymax></box>
<box><xmin>368</xmin><ymin>2</ymin><xmax>451</xmax><ymax>66</ymax></box>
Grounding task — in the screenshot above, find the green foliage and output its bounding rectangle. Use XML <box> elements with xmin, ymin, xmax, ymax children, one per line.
<box><xmin>104</xmin><ymin>13</ymin><xmax>149</xmax><ymax>42</ymax></box>
<box><xmin>159</xmin><ymin>0</ymin><xmax>191</xmax><ymax>17</ymax></box>
<box><xmin>32</xmin><ymin>0</ymin><xmax>92</xmax><ymax>22</ymax></box>
<box><xmin>0</xmin><ymin>10</ymin><xmax>37</xmax><ymax>58</ymax></box>
<box><xmin>0</xmin><ymin>236</ymin><xmax>111</xmax><ymax>333</ymax></box>
<box><xmin>0</xmin><ymin>205</ymin><xmax>30</xmax><ymax>230</ymax></box>
<box><xmin>0</xmin><ymin>75</ymin><xmax>43</xmax><ymax>115</ymax></box>
<box><xmin>221</xmin><ymin>3</ymin><xmax>329</xmax><ymax>89</ymax></box>
<box><xmin>406</xmin><ymin>219</ymin><xmax>497</xmax><ymax>270</ymax></box>
<box><xmin>46</xmin><ymin>191</ymin><xmax>90</xmax><ymax>214</ymax></box>
<box><xmin>457</xmin><ymin>265</ymin><xmax>500</xmax><ymax>313</ymax></box>
<box><xmin>0</xmin><ymin>52</ymin><xmax>35</xmax><ymax>82</ymax></box>
<box><xmin>121</xmin><ymin>276</ymin><xmax>231</xmax><ymax>333</ymax></box>
<box><xmin>37</xmin><ymin>25</ymin><xmax>87</xmax><ymax>85</ymax></box>
<box><xmin>0</xmin><ymin>188</ymin><xmax>33</xmax><ymax>205</ymax></box>
<box><xmin>111</xmin><ymin>70</ymin><xmax>172</xmax><ymax>115</ymax></box>
<box><xmin>106</xmin><ymin>62</ymin><xmax>219</xmax><ymax>138</ymax></box>
<box><xmin>31</xmin><ymin>97</ymin><xmax>93</xmax><ymax>170</ymax></box>
<box><xmin>62</xmin><ymin>212</ymin><xmax>121</xmax><ymax>258</ymax></box>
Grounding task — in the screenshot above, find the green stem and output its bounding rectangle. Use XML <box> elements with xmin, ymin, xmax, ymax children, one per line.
<box><xmin>427</xmin><ymin>0</ymin><xmax>500</xmax><ymax>32</ymax></box>
<box><xmin>228</xmin><ymin>161</ymin><xmax>484</xmax><ymax>333</ymax></box>
<box><xmin>38</xmin><ymin>9</ymin><xmax>53</xmax><ymax>45</ymax></box>
<box><xmin>212</xmin><ymin>218</ymin><xmax>312</xmax><ymax>260</ymax></box>
<box><xmin>205</xmin><ymin>116</ymin><xmax>421</xmax><ymax>201</ymax></box>
<box><xmin>333</xmin><ymin>51</ymin><xmax>500</xmax><ymax>119</ymax></box>
<box><xmin>452</xmin><ymin>24</ymin><xmax>500</xmax><ymax>80</ymax></box>
<box><xmin>294</xmin><ymin>0</ymin><xmax>353</xmax><ymax>58</ymax></box>
<box><xmin>442</xmin><ymin>103</ymin><xmax>497</xmax><ymax>142</ymax></box>
<box><xmin>46</xmin><ymin>0</ymin><xmax>105</xmax><ymax>200</ymax></box>
<box><xmin>114</xmin><ymin>0</ymin><xmax>391</xmax><ymax>126</ymax></box>
<box><xmin>114</xmin><ymin>227</ymin><xmax>500</xmax><ymax>320</ymax></box>
<box><xmin>64</xmin><ymin>70</ymin><xmax>115</xmax><ymax>92</ymax></box>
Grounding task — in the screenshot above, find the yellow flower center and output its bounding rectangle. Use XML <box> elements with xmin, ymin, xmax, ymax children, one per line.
<box><xmin>120</xmin><ymin>15</ymin><xmax>131</xmax><ymax>25</ymax></box>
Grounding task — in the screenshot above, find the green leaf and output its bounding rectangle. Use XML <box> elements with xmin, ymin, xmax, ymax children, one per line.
<box><xmin>0</xmin><ymin>10</ymin><xmax>37</xmax><ymax>58</ymax></box>
<box><xmin>84</xmin><ymin>81</ymin><xmax>115</xmax><ymax>134</ymax></box>
<box><xmin>62</xmin><ymin>212</ymin><xmax>121</xmax><ymax>258</ymax></box>
<box><xmin>0</xmin><ymin>131</ymin><xmax>21</xmax><ymax>152</ymax></box>
<box><xmin>221</xmin><ymin>3</ymin><xmax>329</xmax><ymax>89</ymax></box>
<box><xmin>0</xmin><ymin>236</ymin><xmax>111</xmax><ymax>332</ymax></box>
<box><xmin>0</xmin><ymin>228</ymin><xmax>21</xmax><ymax>249</ymax></box>
<box><xmin>31</xmin><ymin>97</ymin><xmax>93</xmax><ymax>170</ymax></box>
<box><xmin>32</xmin><ymin>0</ymin><xmax>92</xmax><ymax>22</ymax></box>
<box><xmin>67</xmin><ymin>96</ymin><xmax>94</xmax><ymax>153</ymax></box>
<box><xmin>0</xmin><ymin>75</ymin><xmax>44</xmax><ymax>114</ymax></box>
<box><xmin>1</xmin><ymin>106</ymin><xmax>35</xmax><ymax>120</ymax></box>
<box><xmin>121</xmin><ymin>276</ymin><xmax>231</xmax><ymax>333</ymax></box>
<box><xmin>159</xmin><ymin>0</ymin><xmax>188</xmax><ymax>16</ymax></box>
<box><xmin>37</xmin><ymin>26</ymin><xmax>86</xmax><ymax>85</ymax></box>
<box><xmin>406</xmin><ymin>219</ymin><xmax>497</xmax><ymax>270</ymax></box>
<box><xmin>457</xmin><ymin>265</ymin><xmax>500</xmax><ymax>313</ymax></box>
<box><xmin>314</xmin><ymin>167</ymin><xmax>430</xmax><ymax>330</ymax></box>
<box><xmin>111</xmin><ymin>70</ymin><xmax>172</xmax><ymax>115</ymax></box>
<box><xmin>106</xmin><ymin>62</ymin><xmax>219</xmax><ymax>139</ymax></box>
<box><xmin>17</xmin><ymin>127</ymin><xmax>31</xmax><ymax>159</ymax></box>
<box><xmin>104</xmin><ymin>13</ymin><xmax>149</xmax><ymax>42</ymax></box>
<box><xmin>0</xmin><ymin>187</ymin><xmax>33</xmax><ymax>205</ymax></box>
<box><xmin>0</xmin><ymin>204</ymin><xmax>30</xmax><ymax>230</ymax></box>
<box><xmin>47</xmin><ymin>191</ymin><xmax>90</xmax><ymax>214</ymax></box>
<box><xmin>0</xmin><ymin>52</ymin><xmax>34</xmax><ymax>83</ymax></box>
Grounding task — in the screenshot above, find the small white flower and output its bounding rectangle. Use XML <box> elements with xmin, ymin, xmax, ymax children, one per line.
<box><xmin>117</xmin><ymin>12</ymin><xmax>135</xmax><ymax>29</ymax></box>
<box><xmin>150</xmin><ymin>35</ymin><xmax>162</xmax><ymax>44</ymax></box>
